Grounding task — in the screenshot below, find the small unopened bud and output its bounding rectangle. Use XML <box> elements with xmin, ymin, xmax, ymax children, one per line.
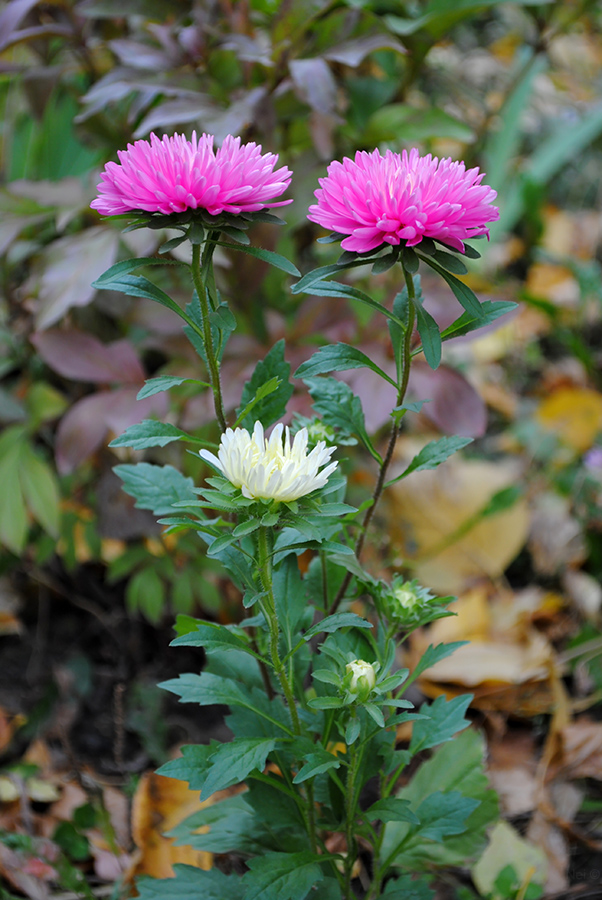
<box><xmin>345</xmin><ymin>659</ymin><xmax>376</xmax><ymax>699</ymax></box>
<box><xmin>393</xmin><ymin>583</ymin><xmax>421</xmax><ymax>612</ymax></box>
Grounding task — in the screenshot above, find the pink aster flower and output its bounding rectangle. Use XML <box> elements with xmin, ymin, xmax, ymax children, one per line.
<box><xmin>91</xmin><ymin>131</ymin><xmax>292</xmax><ymax>217</ymax></box>
<box><xmin>307</xmin><ymin>147</ymin><xmax>499</xmax><ymax>254</ymax></box>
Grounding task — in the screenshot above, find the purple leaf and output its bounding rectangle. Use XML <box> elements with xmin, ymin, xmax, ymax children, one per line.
<box><xmin>325</xmin><ymin>35</ymin><xmax>406</xmax><ymax>67</ymax></box>
<box><xmin>31</xmin><ymin>331</ymin><xmax>145</xmax><ymax>384</ymax></box>
<box><xmin>27</xmin><ymin>227</ymin><xmax>119</xmax><ymax>330</ymax></box>
<box><xmin>409</xmin><ymin>362</ymin><xmax>487</xmax><ymax>437</ymax></box>
<box><xmin>55</xmin><ymin>388</ymin><xmax>168</xmax><ymax>474</ymax></box>
<box><xmin>289</xmin><ymin>58</ymin><xmax>337</xmax><ymax>116</ymax></box>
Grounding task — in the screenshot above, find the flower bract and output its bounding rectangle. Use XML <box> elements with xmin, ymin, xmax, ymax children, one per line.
<box><xmin>91</xmin><ymin>131</ymin><xmax>292</xmax><ymax>217</ymax></box>
<box><xmin>200</xmin><ymin>421</ymin><xmax>337</xmax><ymax>502</ymax></box>
<box><xmin>307</xmin><ymin>147</ymin><xmax>498</xmax><ymax>254</ymax></box>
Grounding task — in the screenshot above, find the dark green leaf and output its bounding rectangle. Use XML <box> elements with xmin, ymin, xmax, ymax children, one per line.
<box><xmin>406</xmin><ymin>642</ymin><xmax>467</xmax><ymax>687</ymax></box>
<box><xmin>202</xmin><ymin>737</ymin><xmax>277</xmax><ymax>796</ymax></box>
<box><xmin>243</xmin><ymin>851</ymin><xmax>325</xmax><ymax>900</ymax></box>
<box><xmin>410</xmin><ymin>694</ymin><xmax>472</xmax><ymax>755</ymax></box>
<box><xmin>440</xmin><ymin>300</ymin><xmax>517</xmax><ymax>342</ymax></box>
<box><xmin>422</xmin><ymin>260</ymin><xmax>482</xmax><ymax>317</ymax></box>
<box><xmin>415</xmin><ymin>303</ymin><xmax>442</xmax><ymax>370</ymax></box>
<box><xmin>136</xmin><ymin>864</ymin><xmax>244</xmax><ymax>900</ymax></box>
<box><xmin>215</xmin><ymin>242</ymin><xmax>300</xmax><ymax>276</ymax></box>
<box><xmin>137</xmin><ymin>376</ymin><xmax>209</xmax><ymax>399</ymax></box>
<box><xmin>304</xmin><ymin>377</ymin><xmax>381</xmax><ymax>463</ymax></box>
<box><xmin>364</xmin><ymin>798</ymin><xmax>419</xmax><ymax>825</ymax></box>
<box><xmin>238</xmin><ymin>340</ymin><xmax>293</xmax><ymax>430</ymax></box>
<box><xmin>171</xmin><ymin>621</ymin><xmax>259</xmax><ymax>658</ymax></box>
<box><xmin>431</xmin><ymin>249</ymin><xmax>468</xmax><ymax>275</ymax></box>
<box><xmin>293</xmin><ymin>749</ymin><xmax>342</xmax><ymax>784</ymax></box>
<box><xmin>169</xmin><ymin>795</ymin><xmax>258</xmax><ymax>854</ymax></box>
<box><xmin>109</xmin><ymin>420</ymin><xmax>199</xmax><ymax>450</ymax></box>
<box><xmin>304</xmin><ymin>612</ymin><xmax>372</xmax><ymax>641</ymax></box>
<box><xmin>413</xmin><ymin>791</ymin><xmax>479</xmax><ymax>841</ymax></box>
<box><xmin>385</xmin><ymin>436</ymin><xmax>473</xmax><ymax>486</ymax></box>
<box><xmin>114</xmin><ymin>463</ymin><xmax>196</xmax><ymax>516</ymax></box>
<box><xmin>156</xmin><ymin>743</ymin><xmax>216</xmax><ymax>790</ymax></box>
<box><xmin>295</xmin><ymin>343</ymin><xmax>397</xmax><ymax>388</ymax></box>
<box><xmin>382</xmin><ymin>874</ymin><xmax>435</xmax><ymax>900</ymax></box>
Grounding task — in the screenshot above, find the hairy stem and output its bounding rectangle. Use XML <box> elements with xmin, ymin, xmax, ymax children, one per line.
<box><xmin>328</xmin><ymin>267</ymin><xmax>417</xmax><ymax>616</ymax></box>
<box><xmin>190</xmin><ymin>240</ymin><xmax>227</xmax><ymax>432</ymax></box>
<box><xmin>344</xmin><ymin>740</ymin><xmax>361</xmax><ymax>899</ymax></box>
<box><xmin>256</xmin><ymin>527</ymin><xmax>318</xmax><ymax>852</ymax></box>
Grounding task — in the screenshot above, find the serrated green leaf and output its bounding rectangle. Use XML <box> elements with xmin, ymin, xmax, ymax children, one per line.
<box><xmin>409</xmin><ymin>694</ymin><xmax>472</xmax><ymax>755</ymax></box>
<box><xmin>109</xmin><ymin>420</ymin><xmax>199</xmax><ymax>450</ymax></box>
<box><xmin>365</xmin><ymin>798</ymin><xmax>419</xmax><ymax>825</ymax></box>
<box><xmin>171</xmin><ymin>621</ymin><xmax>257</xmax><ymax>657</ymax></box>
<box><xmin>136</xmin><ymin>864</ymin><xmax>245</xmax><ymax>900</ymax></box>
<box><xmin>385</xmin><ymin>436</ymin><xmax>473</xmax><ymax>487</ymax></box>
<box><xmin>294</xmin><ymin>343</ymin><xmax>397</xmax><ymax>388</ymax></box>
<box><xmin>293</xmin><ymin>750</ymin><xmax>342</xmax><ymax>784</ymax></box>
<box><xmin>238</xmin><ymin>340</ymin><xmax>293</xmax><ymax>430</ymax></box>
<box><xmin>234</xmin><ymin>376</ymin><xmax>281</xmax><ymax>428</ymax></box>
<box><xmin>304</xmin><ymin>377</ymin><xmax>381</xmax><ymax>463</ymax></box>
<box><xmin>304</xmin><ymin>612</ymin><xmax>372</xmax><ymax>641</ymax></box>
<box><xmin>243</xmin><ymin>851</ymin><xmax>325</xmax><ymax>900</ymax></box>
<box><xmin>202</xmin><ymin>737</ymin><xmax>277</xmax><ymax>796</ymax></box>
<box><xmin>114</xmin><ymin>463</ymin><xmax>196</xmax><ymax>516</ymax></box>
<box><xmin>405</xmin><ymin>642</ymin><xmax>468</xmax><ymax>688</ymax></box>
<box><xmin>169</xmin><ymin>794</ymin><xmax>258</xmax><ymax>854</ymax></box>
<box><xmin>137</xmin><ymin>376</ymin><xmax>209</xmax><ymax>399</ymax></box>
<box><xmin>157</xmin><ymin>743</ymin><xmax>216</xmax><ymax>790</ymax></box>
<box><xmin>161</xmin><ymin>672</ymin><xmax>294</xmax><ymax>736</ymax></box>
<box><xmin>382</xmin><ymin>729</ymin><xmax>499</xmax><ymax>870</ymax></box>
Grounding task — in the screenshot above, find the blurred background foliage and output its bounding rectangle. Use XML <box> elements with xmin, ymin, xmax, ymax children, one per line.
<box><xmin>1</xmin><ymin>0</ymin><xmax>602</xmax><ymax>892</ymax></box>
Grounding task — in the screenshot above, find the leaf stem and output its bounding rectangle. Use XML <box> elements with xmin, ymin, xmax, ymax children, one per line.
<box><xmin>328</xmin><ymin>267</ymin><xmax>417</xmax><ymax>616</ymax></box>
<box><xmin>190</xmin><ymin>240</ymin><xmax>227</xmax><ymax>432</ymax></box>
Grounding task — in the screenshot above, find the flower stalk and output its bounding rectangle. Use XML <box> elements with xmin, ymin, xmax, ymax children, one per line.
<box><xmin>191</xmin><ymin>240</ymin><xmax>227</xmax><ymax>432</ymax></box>
<box><xmin>328</xmin><ymin>264</ymin><xmax>416</xmax><ymax>615</ymax></box>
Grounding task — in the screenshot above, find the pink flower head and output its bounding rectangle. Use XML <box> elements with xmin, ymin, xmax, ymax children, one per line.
<box><xmin>307</xmin><ymin>147</ymin><xmax>499</xmax><ymax>254</ymax></box>
<box><xmin>91</xmin><ymin>131</ymin><xmax>292</xmax><ymax>218</ymax></box>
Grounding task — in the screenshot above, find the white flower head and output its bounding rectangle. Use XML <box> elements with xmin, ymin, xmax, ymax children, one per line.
<box><xmin>200</xmin><ymin>421</ymin><xmax>338</xmax><ymax>502</ymax></box>
<box><xmin>345</xmin><ymin>659</ymin><xmax>376</xmax><ymax>696</ymax></box>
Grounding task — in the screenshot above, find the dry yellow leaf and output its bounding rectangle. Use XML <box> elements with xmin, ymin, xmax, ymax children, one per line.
<box><xmin>131</xmin><ymin>771</ymin><xmax>213</xmax><ymax>880</ymax></box>
<box><xmin>388</xmin><ymin>445</ymin><xmax>529</xmax><ymax>593</ymax></box>
<box><xmin>536</xmin><ymin>387</ymin><xmax>602</xmax><ymax>453</ymax></box>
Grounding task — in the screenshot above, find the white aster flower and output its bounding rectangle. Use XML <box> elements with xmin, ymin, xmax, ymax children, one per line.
<box><xmin>199</xmin><ymin>421</ymin><xmax>338</xmax><ymax>502</ymax></box>
<box><xmin>345</xmin><ymin>660</ymin><xmax>377</xmax><ymax>696</ymax></box>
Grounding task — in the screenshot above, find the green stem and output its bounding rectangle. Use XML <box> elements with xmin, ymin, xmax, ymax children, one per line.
<box><xmin>344</xmin><ymin>740</ymin><xmax>361</xmax><ymax>899</ymax></box>
<box><xmin>256</xmin><ymin>526</ymin><xmax>319</xmax><ymax>853</ymax></box>
<box><xmin>328</xmin><ymin>266</ymin><xmax>417</xmax><ymax>616</ymax></box>
<box><xmin>190</xmin><ymin>240</ymin><xmax>227</xmax><ymax>432</ymax></box>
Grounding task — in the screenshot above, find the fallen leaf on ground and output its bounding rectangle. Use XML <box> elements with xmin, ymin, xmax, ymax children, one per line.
<box><xmin>536</xmin><ymin>387</ymin><xmax>602</xmax><ymax>453</ymax></box>
<box><xmin>472</xmin><ymin>821</ymin><xmax>547</xmax><ymax>897</ymax></box>
<box><xmin>388</xmin><ymin>446</ymin><xmax>529</xmax><ymax>593</ymax></box>
<box><xmin>558</xmin><ymin>720</ymin><xmax>602</xmax><ymax>780</ymax></box>
<box><xmin>129</xmin><ymin>771</ymin><xmax>213</xmax><ymax>879</ymax></box>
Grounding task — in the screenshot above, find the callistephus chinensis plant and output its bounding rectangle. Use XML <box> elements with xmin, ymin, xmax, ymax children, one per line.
<box><xmin>95</xmin><ymin>134</ymin><xmax>507</xmax><ymax>900</ymax></box>
<box><xmin>307</xmin><ymin>147</ymin><xmax>498</xmax><ymax>254</ymax></box>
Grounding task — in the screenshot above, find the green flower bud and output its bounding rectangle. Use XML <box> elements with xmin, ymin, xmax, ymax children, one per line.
<box><xmin>345</xmin><ymin>659</ymin><xmax>376</xmax><ymax>701</ymax></box>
